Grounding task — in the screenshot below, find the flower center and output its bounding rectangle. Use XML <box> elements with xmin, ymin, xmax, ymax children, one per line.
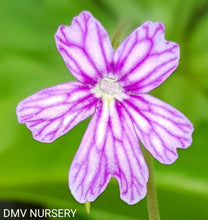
<box><xmin>100</xmin><ymin>77</ymin><xmax>120</xmax><ymax>95</ymax></box>
<box><xmin>91</xmin><ymin>77</ymin><xmax>123</xmax><ymax>103</ymax></box>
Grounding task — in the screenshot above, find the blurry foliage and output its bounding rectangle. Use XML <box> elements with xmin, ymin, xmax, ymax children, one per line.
<box><xmin>0</xmin><ymin>0</ymin><xmax>208</xmax><ymax>219</ymax></box>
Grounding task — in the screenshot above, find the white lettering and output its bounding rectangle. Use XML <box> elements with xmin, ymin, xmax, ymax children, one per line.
<box><xmin>58</xmin><ymin>209</ymin><xmax>64</xmax><ymax>218</ymax></box>
<box><xmin>20</xmin><ymin>209</ymin><xmax>27</xmax><ymax>217</ymax></box>
<box><xmin>4</xmin><ymin>209</ymin><xmax>27</xmax><ymax>218</ymax></box>
<box><xmin>4</xmin><ymin>208</ymin><xmax>77</xmax><ymax>218</ymax></box>
<box><xmin>71</xmin><ymin>209</ymin><xmax>77</xmax><ymax>218</ymax></box>
<box><xmin>64</xmin><ymin>209</ymin><xmax>70</xmax><ymax>217</ymax></box>
<box><xmin>3</xmin><ymin>209</ymin><xmax>10</xmax><ymax>218</ymax></box>
<box><xmin>45</xmin><ymin>209</ymin><xmax>51</xmax><ymax>218</ymax></box>
<box><xmin>30</xmin><ymin>209</ymin><xmax>37</xmax><ymax>217</ymax></box>
<box><xmin>38</xmin><ymin>209</ymin><xmax>44</xmax><ymax>218</ymax></box>
<box><xmin>11</xmin><ymin>209</ymin><xmax>18</xmax><ymax>218</ymax></box>
<box><xmin>11</xmin><ymin>209</ymin><xmax>20</xmax><ymax>218</ymax></box>
<box><xmin>51</xmin><ymin>209</ymin><xmax>57</xmax><ymax>218</ymax></box>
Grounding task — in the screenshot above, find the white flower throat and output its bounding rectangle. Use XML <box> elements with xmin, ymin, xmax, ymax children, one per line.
<box><xmin>100</xmin><ymin>77</ymin><xmax>121</xmax><ymax>95</ymax></box>
<box><xmin>92</xmin><ymin>77</ymin><xmax>124</xmax><ymax>104</ymax></box>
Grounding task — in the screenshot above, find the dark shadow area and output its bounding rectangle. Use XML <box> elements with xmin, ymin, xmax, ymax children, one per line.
<box><xmin>0</xmin><ymin>201</ymin><xmax>46</xmax><ymax>220</ymax></box>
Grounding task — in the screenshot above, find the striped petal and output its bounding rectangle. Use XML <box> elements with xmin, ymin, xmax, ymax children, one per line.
<box><xmin>55</xmin><ymin>11</ymin><xmax>114</xmax><ymax>85</ymax></box>
<box><xmin>122</xmin><ymin>94</ymin><xmax>193</xmax><ymax>164</ymax></box>
<box><xmin>113</xmin><ymin>21</ymin><xmax>179</xmax><ymax>93</ymax></box>
<box><xmin>16</xmin><ymin>82</ymin><xmax>97</xmax><ymax>143</ymax></box>
<box><xmin>69</xmin><ymin>101</ymin><xmax>148</xmax><ymax>205</ymax></box>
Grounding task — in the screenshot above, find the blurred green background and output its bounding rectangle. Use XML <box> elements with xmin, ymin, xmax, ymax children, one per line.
<box><xmin>0</xmin><ymin>0</ymin><xmax>208</xmax><ymax>219</ymax></box>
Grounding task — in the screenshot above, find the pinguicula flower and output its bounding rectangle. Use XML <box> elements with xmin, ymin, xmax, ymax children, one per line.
<box><xmin>16</xmin><ymin>11</ymin><xmax>193</xmax><ymax>205</ymax></box>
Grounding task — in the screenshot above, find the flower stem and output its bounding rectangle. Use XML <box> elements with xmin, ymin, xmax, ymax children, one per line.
<box><xmin>111</xmin><ymin>19</ymin><xmax>129</xmax><ymax>49</ymax></box>
<box><xmin>85</xmin><ymin>202</ymin><xmax>91</xmax><ymax>214</ymax></box>
<box><xmin>143</xmin><ymin>148</ymin><xmax>160</xmax><ymax>220</ymax></box>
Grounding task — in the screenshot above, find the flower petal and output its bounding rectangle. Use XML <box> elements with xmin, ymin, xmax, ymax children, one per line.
<box><xmin>68</xmin><ymin>102</ymin><xmax>110</xmax><ymax>203</ymax></box>
<box><xmin>113</xmin><ymin>21</ymin><xmax>179</xmax><ymax>93</ymax></box>
<box><xmin>122</xmin><ymin>94</ymin><xmax>193</xmax><ymax>164</ymax></box>
<box><xmin>69</xmin><ymin>101</ymin><xmax>148</xmax><ymax>205</ymax></box>
<box><xmin>55</xmin><ymin>11</ymin><xmax>114</xmax><ymax>85</ymax></box>
<box><xmin>16</xmin><ymin>82</ymin><xmax>97</xmax><ymax>143</ymax></box>
<box><xmin>113</xmin><ymin>104</ymin><xmax>148</xmax><ymax>204</ymax></box>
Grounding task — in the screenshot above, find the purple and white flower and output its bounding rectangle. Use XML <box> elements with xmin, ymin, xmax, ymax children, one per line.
<box><xmin>16</xmin><ymin>11</ymin><xmax>193</xmax><ymax>205</ymax></box>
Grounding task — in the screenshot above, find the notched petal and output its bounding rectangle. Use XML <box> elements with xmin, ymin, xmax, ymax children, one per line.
<box><xmin>69</xmin><ymin>103</ymin><xmax>111</xmax><ymax>203</ymax></box>
<box><xmin>16</xmin><ymin>82</ymin><xmax>97</xmax><ymax>143</ymax></box>
<box><xmin>55</xmin><ymin>11</ymin><xmax>114</xmax><ymax>85</ymax></box>
<box><xmin>122</xmin><ymin>94</ymin><xmax>193</xmax><ymax>164</ymax></box>
<box><xmin>114</xmin><ymin>21</ymin><xmax>179</xmax><ymax>93</ymax></box>
<box><xmin>69</xmin><ymin>101</ymin><xmax>148</xmax><ymax>204</ymax></box>
<box><xmin>113</xmin><ymin>106</ymin><xmax>148</xmax><ymax>204</ymax></box>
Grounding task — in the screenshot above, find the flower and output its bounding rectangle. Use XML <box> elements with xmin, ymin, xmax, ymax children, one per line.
<box><xmin>16</xmin><ymin>11</ymin><xmax>193</xmax><ymax>205</ymax></box>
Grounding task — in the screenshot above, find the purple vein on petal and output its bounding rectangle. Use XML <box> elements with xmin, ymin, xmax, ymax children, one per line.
<box><xmin>113</xmin><ymin>21</ymin><xmax>179</xmax><ymax>93</ymax></box>
<box><xmin>69</xmin><ymin>100</ymin><xmax>148</xmax><ymax>205</ymax></box>
<box><xmin>125</xmin><ymin>58</ymin><xmax>178</xmax><ymax>93</ymax></box>
<box><xmin>16</xmin><ymin>82</ymin><xmax>98</xmax><ymax>143</ymax></box>
<box><xmin>55</xmin><ymin>11</ymin><xmax>114</xmax><ymax>85</ymax></box>
<box><xmin>121</xmin><ymin>94</ymin><xmax>193</xmax><ymax>164</ymax></box>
